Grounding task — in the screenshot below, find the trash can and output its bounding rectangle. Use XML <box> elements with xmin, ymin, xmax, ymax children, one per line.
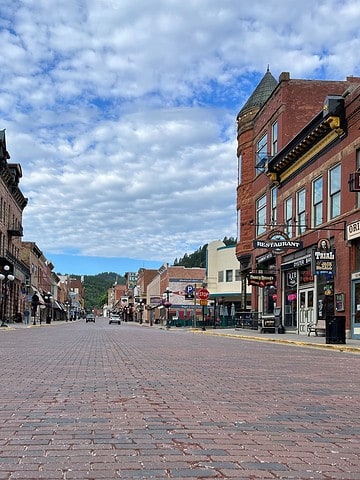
<box><xmin>326</xmin><ymin>316</ymin><xmax>346</xmax><ymax>344</ymax></box>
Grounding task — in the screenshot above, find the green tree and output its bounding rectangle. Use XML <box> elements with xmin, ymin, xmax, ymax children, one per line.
<box><xmin>173</xmin><ymin>237</ymin><xmax>237</xmax><ymax>268</ymax></box>
<box><xmin>82</xmin><ymin>272</ymin><xmax>125</xmax><ymax>311</ymax></box>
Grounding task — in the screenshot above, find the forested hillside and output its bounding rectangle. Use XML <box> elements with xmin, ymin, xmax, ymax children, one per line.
<box><xmin>81</xmin><ymin>272</ymin><xmax>125</xmax><ymax>311</ymax></box>
<box><xmin>173</xmin><ymin>237</ymin><xmax>236</xmax><ymax>268</ymax></box>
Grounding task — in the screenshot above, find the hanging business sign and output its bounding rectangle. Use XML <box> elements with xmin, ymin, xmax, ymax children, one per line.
<box><xmin>347</xmin><ymin>220</ymin><xmax>360</xmax><ymax>241</ymax></box>
<box><xmin>312</xmin><ymin>238</ymin><xmax>336</xmax><ymax>275</ymax></box>
<box><xmin>247</xmin><ymin>272</ymin><xmax>276</xmax><ymax>287</ymax></box>
<box><xmin>253</xmin><ymin>231</ymin><xmax>303</xmax><ymax>254</ymax></box>
<box><xmin>349</xmin><ymin>172</ymin><xmax>360</xmax><ymax>192</ymax></box>
<box><xmin>286</xmin><ymin>270</ymin><xmax>297</xmax><ymax>288</ymax></box>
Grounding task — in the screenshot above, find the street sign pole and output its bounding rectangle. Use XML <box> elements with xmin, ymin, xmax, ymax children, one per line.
<box><xmin>193</xmin><ymin>284</ymin><xmax>196</xmax><ymax>329</ymax></box>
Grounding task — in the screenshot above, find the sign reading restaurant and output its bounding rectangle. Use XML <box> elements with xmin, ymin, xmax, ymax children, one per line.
<box><xmin>253</xmin><ymin>231</ymin><xmax>303</xmax><ymax>253</ymax></box>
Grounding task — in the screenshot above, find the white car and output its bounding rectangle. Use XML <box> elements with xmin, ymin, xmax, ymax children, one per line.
<box><xmin>86</xmin><ymin>313</ymin><xmax>96</xmax><ymax>323</ymax></box>
<box><xmin>109</xmin><ymin>314</ymin><xmax>121</xmax><ymax>325</ymax></box>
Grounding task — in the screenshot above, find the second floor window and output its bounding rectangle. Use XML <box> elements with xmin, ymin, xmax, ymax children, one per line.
<box><xmin>296</xmin><ymin>188</ymin><xmax>306</xmax><ymax>235</ymax></box>
<box><xmin>329</xmin><ymin>164</ymin><xmax>341</xmax><ymax>219</ymax></box>
<box><xmin>237</xmin><ymin>153</ymin><xmax>242</xmax><ymax>185</ymax></box>
<box><xmin>312</xmin><ymin>176</ymin><xmax>323</xmax><ymax>227</ymax></box>
<box><xmin>256</xmin><ymin>133</ymin><xmax>268</xmax><ymax>168</ymax></box>
<box><xmin>271</xmin><ymin>121</ymin><xmax>278</xmax><ymax>155</ymax></box>
<box><xmin>357</xmin><ymin>149</ymin><xmax>360</xmax><ymax>208</ymax></box>
<box><xmin>256</xmin><ymin>194</ymin><xmax>267</xmax><ymax>236</ymax></box>
<box><xmin>271</xmin><ymin>187</ymin><xmax>277</xmax><ymax>226</ymax></box>
<box><xmin>285</xmin><ymin>197</ymin><xmax>293</xmax><ymax>238</ymax></box>
<box><xmin>226</xmin><ymin>270</ymin><xmax>233</xmax><ymax>282</ymax></box>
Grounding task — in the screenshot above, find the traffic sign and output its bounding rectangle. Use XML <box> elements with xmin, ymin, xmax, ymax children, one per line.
<box><xmin>200</xmin><ymin>299</ymin><xmax>208</xmax><ymax>306</ymax></box>
<box><xmin>198</xmin><ymin>288</ymin><xmax>210</xmax><ymax>300</ymax></box>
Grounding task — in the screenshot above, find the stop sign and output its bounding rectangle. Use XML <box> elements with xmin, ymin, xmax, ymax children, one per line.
<box><xmin>198</xmin><ymin>288</ymin><xmax>210</xmax><ymax>300</ymax></box>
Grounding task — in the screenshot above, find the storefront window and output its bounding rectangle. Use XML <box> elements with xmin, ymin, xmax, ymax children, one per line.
<box><xmin>354</xmin><ymin>239</ymin><xmax>360</xmax><ymax>271</ymax></box>
<box><xmin>316</xmin><ymin>274</ymin><xmax>334</xmax><ymax>321</ymax></box>
<box><xmin>284</xmin><ymin>269</ymin><xmax>297</xmax><ymax>328</ymax></box>
<box><xmin>299</xmin><ymin>267</ymin><xmax>314</xmax><ymax>286</ymax></box>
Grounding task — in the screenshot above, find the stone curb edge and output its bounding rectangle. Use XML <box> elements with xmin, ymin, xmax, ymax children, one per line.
<box><xmin>190</xmin><ymin>329</ymin><xmax>360</xmax><ymax>354</ymax></box>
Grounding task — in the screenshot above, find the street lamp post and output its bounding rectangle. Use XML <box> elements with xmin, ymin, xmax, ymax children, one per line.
<box><xmin>138</xmin><ymin>300</ymin><xmax>144</xmax><ymax>324</ymax></box>
<box><xmin>31</xmin><ymin>293</ymin><xmax>39</xmax><ymax>325</ymax></box>
<box><xmin>164</xmin><ymin>287</ymin><xmax>172</xmax><ymax>329</ymax></box>
<box><xmin>44</xmin><ymin>292</ymin><xmax>52</xmax><ymax>324</ymax></box>
<box><xmin>64</xmin><ymin>301</ymin><xmax>70</xmax><ymax>321</ymax></box>
<box><xmin>0</xmin><ymin>264</ymin><xmax>15</xmax><ymax>328</ymax></box>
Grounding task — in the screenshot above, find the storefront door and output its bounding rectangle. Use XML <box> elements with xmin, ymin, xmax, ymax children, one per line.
<box><xmin>351</xmin><ymin>279</ymin><xmax>360</xmax><ymax>339</ymax></box>
<box><xmin>298</xmin><ymin>288</ymin><xmax>315</xmax><ymax>335</ymax></box>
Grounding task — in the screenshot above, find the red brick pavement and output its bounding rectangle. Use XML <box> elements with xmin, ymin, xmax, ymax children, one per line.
<box><xmin>0</xmin><ymin>320</ymin><xmax>359</xmax><ymax>479</ymax></box>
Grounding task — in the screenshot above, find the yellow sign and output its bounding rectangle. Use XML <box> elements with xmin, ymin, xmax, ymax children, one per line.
<box><xmin>200</xmin><ymin>299</ymin><xmax>208</xmax><ymax>306</ymax></box>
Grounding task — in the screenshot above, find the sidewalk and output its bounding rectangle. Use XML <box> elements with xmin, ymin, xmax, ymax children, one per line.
<box><xmin>4</xmin><ymin>319</ymin><xmax>360</xmax><ymax>353</ymax></box>
<box><xmin>191</xmin><ymin>325</ymin><xmax>360</xmax><ymax>353</ymax></box>
<box><xmin>0</xmin><ymin>319</ymin><xmax>72</xmax><ymax>329</ymax></box>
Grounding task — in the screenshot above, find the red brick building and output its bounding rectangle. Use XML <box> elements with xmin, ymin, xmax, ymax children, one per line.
<box><xmin>0</xmin><ymin>130</ymin><xmax>28</xmax><ymax>324</ymax></box>
<box><xmin>146</xmin><ymin>264</ymin><xmax>206</xmax><ymax>325</ymax></box>
<box><xmin>236</xmin><ymin>70</ymin><xmax>360</xmax><ymax>339</ymax></box>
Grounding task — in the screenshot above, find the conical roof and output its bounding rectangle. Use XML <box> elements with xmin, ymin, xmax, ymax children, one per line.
<box><xmin>237</xmin><ymin>68</ymin><xmax>278</xmax><ymax>119</ymax></box>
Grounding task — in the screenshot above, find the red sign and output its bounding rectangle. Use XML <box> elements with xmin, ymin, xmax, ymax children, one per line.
<box><xmin>198</xmin><ymin>288</ymin><xmax>210</xmax><ymax>300</ymax></box>
<box><xmin>247</xmin><ymin>273</ymin><xmax>276</xmax><ymax>287</ymax></box>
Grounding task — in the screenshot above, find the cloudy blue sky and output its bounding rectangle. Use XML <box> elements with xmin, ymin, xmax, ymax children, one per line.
<box><xmin>1</xmin><ymin>0</ymin><xmax>359</xmax><ymax>275</ymax></box>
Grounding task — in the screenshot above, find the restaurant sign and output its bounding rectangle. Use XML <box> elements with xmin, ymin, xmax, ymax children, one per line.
<box><xmin>253</xmin><ymin>231</ymin><xmax>303</xmax><ymax>254</ymax></box>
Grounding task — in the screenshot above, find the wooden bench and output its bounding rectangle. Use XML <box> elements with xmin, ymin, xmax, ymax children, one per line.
<box><xmin>307</xmin><ymin>319</ymin><xmax>326</xmax><ymax>336</ymax></box>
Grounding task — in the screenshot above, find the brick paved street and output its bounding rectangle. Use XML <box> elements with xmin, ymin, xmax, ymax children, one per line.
<box><xmin>1</xmin><ymin>320</ymin><xmax>359</xmax><ymax>480</ymax></box>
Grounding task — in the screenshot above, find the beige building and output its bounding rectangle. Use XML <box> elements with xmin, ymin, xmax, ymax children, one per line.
<box><xmin>206</xmin><ymin>240</ymin><xmax>252</xmax><ymax>324</ymax></box>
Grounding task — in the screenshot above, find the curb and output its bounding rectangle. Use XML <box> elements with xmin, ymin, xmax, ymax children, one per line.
<box><xmin>191</xmin><ymin>329</ymin><xmax>360</xmax><ymax>354</ymax></box>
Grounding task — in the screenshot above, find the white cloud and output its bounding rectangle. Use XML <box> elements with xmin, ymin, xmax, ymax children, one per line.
<box><xmin>1</xmin><ymin>0</ymin><xmax>359</xmax><ymax>271</ymax></box>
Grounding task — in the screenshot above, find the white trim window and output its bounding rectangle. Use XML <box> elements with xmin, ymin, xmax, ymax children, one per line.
<box><xmin>312</xmin><ymin>176</ymin><xmax>323</xmax><ymax>227</ymax></box>
<box><xmin>329</xmin><ymin>164</ymin><xmax>341</xmax><ymax>220</ymax></box>
<box><xmin>237</xmin><ymin>153</ymin><xmax>242</xmax><ymax>185</ymax></box>
<box><xmin>296</xmin><ymin>188</ymin><xmax>306</xmax><ymax>235</ymax></box>
<box><xmin>226</xmin><ymin>270</ymin><xmax>233</xmax><ymax>282</ymax></box>
<box><xmin>285</xmin><ymin>197</ymin><xmax>293</xmax><ymax>238</ymax></box>
<box><xmin>237</xmin><ymin>209</ymin><xmax>241</xmax><ymax>243</ymax></box>
<box><xmin>357</xmin><ymin>149</ymin><xmax>360</xmax><ymax>208</ymax></box>
<box><xmin>256</xmin><ymin>194</ymin><xmax>267</xmax><ymax>236</ymax></box>
<box><xmin>270</xmin><ymin>187</ymin><xmax>277</xmax><ymax>226</ymax></box>
<box><xmin>256</xmin><ymin>133</ymin><xmax>268</xmax><ymax>168</ymax></box>
<box><xmin>271</xmin><ymin>121</ymin><xmax>278</xmax><ymax>156</ymax></box>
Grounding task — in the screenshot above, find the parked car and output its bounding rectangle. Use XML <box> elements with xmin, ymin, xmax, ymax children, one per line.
<box><xmin>109</xmin><ymin>314</ymin><xmax>121</xmax><ymax>325</ymax></box>
<box><xmin>86</xmin><ymin>313</ymin><xmax>96</xmax><ymax>323</ymax></box>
